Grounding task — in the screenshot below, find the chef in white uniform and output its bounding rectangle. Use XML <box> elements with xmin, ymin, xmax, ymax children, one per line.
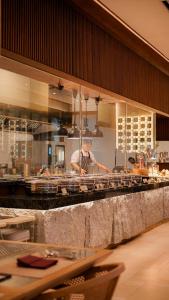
<box><xmin>71</xmin><ymin>139</ymin><xmax>111</xmax><ymax>175</ymax></box>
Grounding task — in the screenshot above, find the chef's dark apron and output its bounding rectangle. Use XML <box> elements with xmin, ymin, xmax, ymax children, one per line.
<box><xmin>80</xmin><ymin>151</ymin><xmax>92</xmax><ymax>173</ymax></box>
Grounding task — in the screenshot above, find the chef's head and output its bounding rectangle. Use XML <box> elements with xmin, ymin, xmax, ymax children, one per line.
<box><xmin>82</xmin><ymin>139</ymin><xmax>93</xmax><ymax>152</ymax></box>
<box><xmin>128</xmin><ymin>157</ymin><xmax>136</xmax><ymax>165</ymax></box>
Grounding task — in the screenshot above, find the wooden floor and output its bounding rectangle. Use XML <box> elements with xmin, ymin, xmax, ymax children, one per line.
<box><xmin>103</xmin><ymin>222</ymin><xmax>169</xmax><ymax>300</ymax></box>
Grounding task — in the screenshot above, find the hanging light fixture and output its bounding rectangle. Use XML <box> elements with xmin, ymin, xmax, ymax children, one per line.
<box><xmin>48</xmin><ymin>79</ymin><xmax>67</xmax><ymax>137</ymax></box>
<box><xmin>92</xmin><ymin>96</ymin><xmax>103</xmax><ymax>138</ymax></box>
<box><xmin>67</xmin><ymin>90</ymin><xmax>80</xmax><ymax>139</ymax></box>
<box><xmin>56</xmin><ymin>124</ymin><xmax>68</xmax><ymax>136</ymax></box>
<box><xmin>55</xmin><ymin>115</ymin><xmax>68</xmax><ymax>136</ymax></box>
<box><xmin>82</xmin><ymin>96</ymin><xmax>93</xmax><ymax>138</ymax></box>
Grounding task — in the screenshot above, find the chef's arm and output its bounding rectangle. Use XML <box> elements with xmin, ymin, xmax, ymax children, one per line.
<box><xmin>96</xmin><ymin>162</ymin><xmax>112</xmax><ymax>173</ymax></box>
<box><xmin>71</xmin><ymin>162</ymin><xmax>86</xmax><ymax>175</ymax></box>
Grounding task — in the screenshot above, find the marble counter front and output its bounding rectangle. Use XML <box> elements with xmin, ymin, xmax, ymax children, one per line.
<box><xmin>0</xmin><ymin>185</ymin><xmax>169</xmax><ymax>248</ymax></box>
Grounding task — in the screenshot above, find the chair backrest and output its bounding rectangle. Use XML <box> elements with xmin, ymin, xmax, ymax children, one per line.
<box><xmin>35</xmin><ymin>263</ymin><xmax>125</xmax><ymax>300</ymax></box>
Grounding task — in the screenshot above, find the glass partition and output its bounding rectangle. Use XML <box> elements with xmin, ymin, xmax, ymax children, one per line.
<box><xmin>0</xmin><ymin>68</ymin><xmax>156</xmax><ymax>178</ymax></box>
<box><xmin>65</xmin><ymin>88</ymin><xmax>116</xmax><ymax>175</ymax></box>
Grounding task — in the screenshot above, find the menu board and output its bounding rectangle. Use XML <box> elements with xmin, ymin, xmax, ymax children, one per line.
<box><xmin>116</xmin><ymin>114</ymin><xmax>154</xmax><ymax>152</ymax></box>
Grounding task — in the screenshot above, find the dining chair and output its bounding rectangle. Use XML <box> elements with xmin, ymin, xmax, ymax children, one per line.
<box><xmin>35</xmin><ymin>263</ymin><xmax>125</xmax><ymax>300</ymax></box>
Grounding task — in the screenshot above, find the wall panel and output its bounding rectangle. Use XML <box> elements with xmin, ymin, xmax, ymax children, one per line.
<box><xmin>1</xmin><ymin>0</ymin><xmax>169</xmax><ymax>114</ymax></box>
<box><xmin>156</xmin><ymin>115</ymin><xmax>169</xmax><ymax>141</ymax></box>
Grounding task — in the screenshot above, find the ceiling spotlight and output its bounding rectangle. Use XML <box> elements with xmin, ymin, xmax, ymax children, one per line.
<box><xmin>49</xmin><ymin>81</ymin><xmax>64</xmax><ymax>94</ymax></box>
<box><xmin>57</xmin><ymin>80</ymin><xmax>64</xmax><ymax>91</ymax></box>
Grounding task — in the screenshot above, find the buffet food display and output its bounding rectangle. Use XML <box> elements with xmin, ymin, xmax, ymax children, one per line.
<box><xmin>25</xmin><ymin>174</ymin><xmax>143</xmax><ymax>195</ymax></box>
<box><xmin>1</xmin><ymin>173</ymin><xmax>169</xmax><ymax>195</ymax></box>
<box><xmin>0</xmin><ymin>173</ymin><xmax>169</xmax><ymax>210</ymax></box>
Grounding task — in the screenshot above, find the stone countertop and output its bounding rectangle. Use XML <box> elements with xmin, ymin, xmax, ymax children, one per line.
<box><xmin>0</xmin><ymin>180</ymin><xmax>169</xmax><ymax>210</ymax></box>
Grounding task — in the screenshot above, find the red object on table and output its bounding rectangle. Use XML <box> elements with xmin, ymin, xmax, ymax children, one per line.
<box><xmin>17</xmin><ymin>255</ymin><xmax>58</xmax><ymax>269</ymax></box>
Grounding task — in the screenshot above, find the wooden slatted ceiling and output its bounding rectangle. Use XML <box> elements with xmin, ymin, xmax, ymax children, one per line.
<box><xmin>1</xmin><ymin>0</ymin><xmax>169</xmax><ymax>114</ymax></box>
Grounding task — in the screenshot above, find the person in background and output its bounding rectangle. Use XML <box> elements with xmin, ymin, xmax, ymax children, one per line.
<box><xmin>71</xmin><ymin>139</ymin><xmax>112</xmax><ymax>175</ymax></box>
<box><xmin>128</xmin><ymin>157</ymin><xmax>139</xmax><ymax>170</ymax></box>
<box><xmin>39</xmin><ymin>165</ymin><xmax>51</xmax><ymax>176</ymax></box>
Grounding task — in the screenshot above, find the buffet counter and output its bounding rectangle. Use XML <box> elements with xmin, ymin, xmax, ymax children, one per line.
<box><xmin>0</xmin><ymin>174</ymin><xmax>169</xmax><ymax>248</ymax></box>
<box><xmin>0</xmin><ymin>174</ymin><xmax>166</xmax><ymax>210</ymax></box>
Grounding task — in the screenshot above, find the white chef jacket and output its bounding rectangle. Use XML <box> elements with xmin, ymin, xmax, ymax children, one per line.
<box><xmin>71</xmin><ymin>149</ymin><xmax>97</xmax><ymax>164</ymax></box>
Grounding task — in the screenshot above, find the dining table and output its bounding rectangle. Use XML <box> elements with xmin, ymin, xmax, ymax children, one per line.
<box><xmin>0</xmin><ymin>240</ymin><xmax>111</xmax><ymax>300</ymax></box>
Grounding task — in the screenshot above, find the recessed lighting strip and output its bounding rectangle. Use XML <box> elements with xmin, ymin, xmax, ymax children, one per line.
<box><xmin>94</xmin><ymin>0</ymin><xmax>169</xmax><ymax>62</ymax></box>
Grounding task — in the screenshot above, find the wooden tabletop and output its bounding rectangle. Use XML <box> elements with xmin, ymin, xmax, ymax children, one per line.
<box><xmin>3</xmin><ymin>216</ymin><xmax>35</xmax><ymax>225</ymax></box>
<box><xmin>0</xmin><ymin>240</ymin><xmax>111</xmax><ymax>300</ymax></box>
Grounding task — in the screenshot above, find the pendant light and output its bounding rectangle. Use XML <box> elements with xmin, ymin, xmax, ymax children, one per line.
<box><xmin>49</xmin><ymin>80</ymin><xmax>68</xmax><ymax>137</ymax></box>
<box><xmin>82</xmin><ymin>96</ymin><xmax>93</xmax><ymax>137</ymax></box>
<box><xmin>92</xmin><ymin>96</ymin><xmax>103</xmax><ymax>138</ymax></box>
<box><xmin>56</xmin><ymin>124</ymin><xmax>68</xmax><ymax>136</ymax></box>
<box><xmin>54</xmin><ymin>83</ymin><xmax>68</xmax><ymax>136</ymax></box>
<box><xmin>67</xmin><ymin>90</ymin><xmax>80</xmax><ymax>139</ymax></box>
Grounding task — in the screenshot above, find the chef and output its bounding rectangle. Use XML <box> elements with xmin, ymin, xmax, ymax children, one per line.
<box><xmin>38</xmin><ymin>165</ymin><xmax>51</xmax><ymax>176</ymax></box>
<box><xmin>71</xmin><ymin>139</ymin><xmax>111</xmax><ymax>175</ymax></box>
<box><xmin>128</xmin><ymin>156</ymin><xmax>140</xmax><ymax>172</ymax></box>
